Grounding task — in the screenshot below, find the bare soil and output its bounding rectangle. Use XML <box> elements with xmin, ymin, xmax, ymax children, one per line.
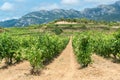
<box><xmin>0</xmin><ymin>38</ymin><xmax>120</xmax><ymax>80</ymax></box>
<box><xmin>0</xmin><ymin>29</ymin><xmax>3</xmax><ymax>33</ymax></box>
<box><xmin>55</xmin><ymin>21</ymin><xmax>77</xmax><ymax>24</ymax></box>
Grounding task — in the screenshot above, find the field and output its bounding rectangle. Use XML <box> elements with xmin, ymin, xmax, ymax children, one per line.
<box><xmin>0</xmin><ymin>19</ymin><xmax>120</xmax><ymax>80</ymax></box>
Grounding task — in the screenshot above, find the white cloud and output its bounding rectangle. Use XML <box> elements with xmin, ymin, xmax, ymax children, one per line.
<box><xmin>61</xmin><ymin>0</ymin><xmax>79</xmax><ymax>5</ymax></box>
<box><xmin>33</xmin><ymin>3</ymin><xmax>59</xmax><ymax>11</ymax></box>
<box><xmin>0</xmin><ymin>2</ymin><xmax>14</xmax><ymax>11</ymax></box>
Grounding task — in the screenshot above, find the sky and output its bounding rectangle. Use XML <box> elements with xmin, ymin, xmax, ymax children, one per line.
<box><xmin>0</xmin><ymin>0</ymin><xmax>118</xmax><ymax>21</ymax></box>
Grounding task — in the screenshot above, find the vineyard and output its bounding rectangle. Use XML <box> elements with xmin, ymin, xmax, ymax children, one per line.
<box><xmin>73</xmin><ymin>30</ymin><xmax>120</xmax><ymax>67</ymax></box>
<box><xmin>0</xmin><ymin>33</ymin><xmax>69</xmax><ymax>75</ymax></box>
<box><xmin>0</xmin><ymin>19</ymin><xmax>120</xmax><ymax>80</ymax></box>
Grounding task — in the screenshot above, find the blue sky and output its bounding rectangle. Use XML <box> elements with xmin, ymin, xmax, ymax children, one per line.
<box><xmin>0</xmin><ymin>0</ymin><xmax>118</xmax><ymax>21</ymax></box>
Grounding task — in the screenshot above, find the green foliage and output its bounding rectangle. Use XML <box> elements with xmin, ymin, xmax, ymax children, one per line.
<box><xmin>0</xmin><ymin>31</ymin><xmax>69</xmax><ymax>75</ymax></box>
<box><xmin>22</xmin><ymin>34</ymin><xmax>69</xmax><ymax>75</ymax></box>
<box><xmin>73</xmin><ymin>30</ymin><xmax>120</xmax><ymax>67</ymax></box>
<box><xmin>69</xmin><ymin>24</ymin><xmax>73</xmax><ymax>27</ymax></box>
<box><xmin>29</xmin><ymin>24</ymin><xmax>43</xmax><ymax>29</ymax></box>
<box><xmin>86</xmin><ymin>31</ymin><xmax>120</xmax><ymax>60</ymax></box>
<box><xmin>108</xmin><ymin>21</ymin><xmax>120</xmax><ymax>27</ymax></box>
<box><xmin>81</xmin><ymin>24</ymin><xmax>87</xmax><ymax>29</ymax></box>
<box><xmin>0</xmin><ymin>33</ymin><xmax>20</xmax><ymax>64</ymax></box>
<box><xmin>53</xmin><ymin>27</ymin><xmax>63</xmax><ymax>35</ymax></box>
<box><xmin>112</xmin><ymin>30</ymin><xmax>120</xmax><ymax>59</ymax></box>
<box><xmin>28</xmin><ymin>48</ymin><xmax>43</xmax><ymax>75</ymax></box>
<box><xmin>92</xmin><ymin>34</ymin><xmax>113</xmax><ymax>58</ymax></box>
<box><xmin>89</xmin><ymin>31</ymin><xmax>120</xmax><ymax>60</ymax></box>
<box><xmin>73</xmin><ymin>33</ymin><xmax>92</xmax><ymax>67</ymax></box>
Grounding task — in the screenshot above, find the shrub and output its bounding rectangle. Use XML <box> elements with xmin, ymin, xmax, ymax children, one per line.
<box><xmin>73</xmin><ymin>33</ymin><xmax>92</xmax><ymax>67</ymax></box>
<box><xmin>0</xmin><ymin>33</ymin><xmax>20</xmax><ymax>65</ymax></box>
<box><xmin>53</xmin><ymin>27</ymin><xmax>63</xmax><ymax>35</ymax></box>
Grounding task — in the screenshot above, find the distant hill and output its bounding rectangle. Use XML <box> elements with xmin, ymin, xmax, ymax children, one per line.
<box><xmin>0</xmin><ymin>0</ymin><xmax>120</xmax><ymax>27</ymax></box>
<box><xmin>0</xmin><ymin>19</ymin><xmax>18</xmax><ymax>27</ymax></box>
<box><xmin>81</xmin><ymin>1</ymin><xmax>120</xmax><ymax>21</ymax></box>
<box><xmin>14</xmin><ymin>9</ymin><xmax>81</xmax><ymax>27</ymax></box>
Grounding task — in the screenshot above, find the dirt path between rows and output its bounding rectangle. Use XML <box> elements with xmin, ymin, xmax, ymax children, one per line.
<box><xmin>0</xmin><ymin>38</ymin><xmax>120</xmax><ymax>80</ymax></box>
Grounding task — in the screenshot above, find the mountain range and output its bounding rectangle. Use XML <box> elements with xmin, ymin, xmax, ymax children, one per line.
<box><xmin>0</xmin><ymin>1</ymin><xmax>120</xmax><ymax>27</ymax></box>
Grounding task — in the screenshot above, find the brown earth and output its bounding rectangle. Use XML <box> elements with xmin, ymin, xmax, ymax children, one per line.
<box><xmin>0</xmin><ymin>29</ymin><xmax>3</xmax><ymax>33</ymax></box>
<box><xmin>0</xmin><ymin>38</ymin><xmax>120</xmax><ymax>80</ymax></box>
<box><xmin>55</xmin><ymin>21</ymin><xmax>77</xmax><ymax>24</ymax></box>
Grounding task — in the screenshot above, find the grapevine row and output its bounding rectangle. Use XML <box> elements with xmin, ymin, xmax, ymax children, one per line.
<box><xmin>73</xmin><ymin>30</ymin><xmax>120</xmax><ymax>67</ymax></box>
<box><xmin>0</xmin><ymin>33</ymin><xmax>69</xmax><ymax>75</ymax></box>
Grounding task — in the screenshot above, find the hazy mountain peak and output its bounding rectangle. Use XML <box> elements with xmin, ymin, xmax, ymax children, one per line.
<box><xmin>115</xmin><ymin>0</ymin><xmax>120</xmax><ymax>6</ymax></box>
